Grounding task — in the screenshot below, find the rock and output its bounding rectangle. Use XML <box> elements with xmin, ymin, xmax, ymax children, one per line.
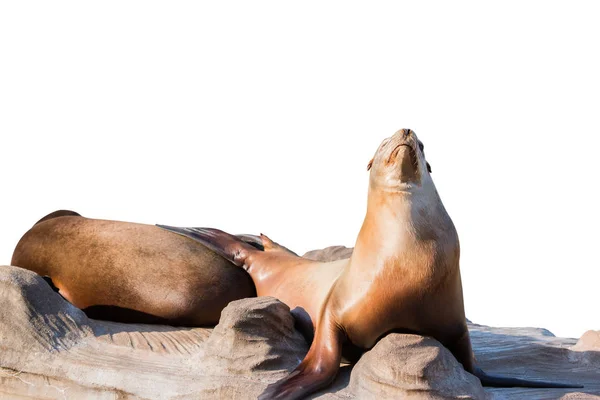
<box><xmin>0</xmin><ymin>265</ymin><xmax>215</xmax><ymax>399</ymax></box>
<box><xmin>201</xmin><ymin>297</ymin><xmax>308</xmax><ymax>375</ymax></box>
<box><xmin>177</xmin><ymin>297</ymin><xmax>311</xmax><ymax>400</ymax></box>
<box><xmin>469</xmin><ymin>323</ymin><xmax>598</xmax><ymax>399</ymax></box>
<box><xmin>573</xmin><ymin>331</ymin><xmax>600</xmax><ymax>352</ymax></box>
<box><xmin>0</xmin><ymin>263</ymin><xmax>93</xmax><ymax>353</ymax></box>
<box><xmin>0</xmin><ymin>266</ymin><xmax>314</xmax><ymax>400</ymax></box>
<box><xmin>1</xmin><ymin>264</ymin><xmax>599</xmax><ymax>399</ymax></box>
<box><xmin>349</xmin><ymin>334</ymin><xmax>488</xmax><ymax>399</ymax></box>
<box><xmin>302</xmin><ymin>246</ymin><xmax>353</xmax><ymax>262</ymax></box>
<box><xmin>560</xmin><ymin>394</ymin><xmax>600</xmax><ymax>399</ymax></box>
<box><xmin>202</xmin><ymin>297</ymin><xmax>308</xmax><ymax>375</ymax></box>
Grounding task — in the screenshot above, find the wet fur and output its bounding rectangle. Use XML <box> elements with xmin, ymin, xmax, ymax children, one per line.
<box><xmin>160</xmin><ymin>129</ymin><xmax>582</xmax><ymax>399</ymax></box>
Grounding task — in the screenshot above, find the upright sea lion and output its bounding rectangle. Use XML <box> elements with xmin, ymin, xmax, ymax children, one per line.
<box><xmin>160</xmin><ymin>129</ymin><xmax>581</xmax><ymax>399</ymax></box>
<box><xmin>11</xmin><ymin>211</ymin><xmax>258</xmax><ymax>325</ymax></box>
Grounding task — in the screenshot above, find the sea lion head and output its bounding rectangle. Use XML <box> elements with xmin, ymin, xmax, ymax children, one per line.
<box><xmin>367</xmin><ymin>128</ymin><xmax>432</xmax><ymax>191</ymax></box>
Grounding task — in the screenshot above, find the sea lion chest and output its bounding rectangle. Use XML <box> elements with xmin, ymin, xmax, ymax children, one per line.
<box><xmin>333</xmin><ymin>237</ymin><xmax>457</xmax><ymax>349</ymax></box>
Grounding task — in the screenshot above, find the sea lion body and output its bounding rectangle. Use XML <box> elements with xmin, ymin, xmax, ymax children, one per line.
<box><xmin>159</xmin><ymin>129</ymin><xmax>581</xmax><ymax>398</ymax></box>
<box><xmin>11</xmin><ymin>212</ymin><xmax>256</xmax><ymax>325</ymax></box>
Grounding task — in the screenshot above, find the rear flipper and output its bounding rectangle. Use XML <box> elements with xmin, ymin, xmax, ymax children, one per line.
<box><xmin>156</xmin><ymin>226</ymin><xmax>258</xmax><ymax>269</ymax></box>
<box><xmin>448</xmin><ymin>328</ymin><xmax>582</xmax><ymax>389</ymax></box>
<box><xmin>234</xmin><ymin>234</ymin><xmax>266</xmax><ymax>251</ymax></box>
<box><xmin>235</xmin><ymin>233</ymin><xmax>298</xmax><ymax>256</ymax></box>
<box><xmin>157</xmin><ymin>225</ymin><xmax>297</xmax><ymax>267</ymax></box>
<box><xmin>473</xmin><ymin>366</ymin><xmax>583</xmax><ymax>389</ymax></box>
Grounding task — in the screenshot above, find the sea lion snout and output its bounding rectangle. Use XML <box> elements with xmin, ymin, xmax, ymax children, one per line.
<box><xmin>367</xmin><ymin>129</ymin><xmax>428</xmax><ymax>188</ymax></box>
<box><xmin>395</xmin><ymin>128</ymin><xmax>414</xmax><ymax>138</ymax></box>
<box><xmin>389</xmin><ymin>128</ymin><xmax>418</xmax><ymax>152</ymax></box>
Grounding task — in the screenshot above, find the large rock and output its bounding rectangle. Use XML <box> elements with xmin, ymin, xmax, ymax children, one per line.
<box><xmin>1</xmin><ymin>264</ymin><xmax>599</xmax><ymax>399</ymax></box>
<box><xmin>350</xmin><ymin>334</ymin><xmax>488</xmax><ymax>399</ymax></box>
<box><xmin>0</xmin><ymin>265</ymin><xmax>213</xmax><ymax>399</ymax></box>
<box><xmin>0</xmin><ymin>265</ymin><xmax>312</xmax><ymax>399</ymax></box>
<box><xmin>469</xmin><ymin>323</ymin><xmax>599</xmax><ymax>399</ymax></box>
<box><xmin>174</xmin><ymin>297</ymin><xmax>310</xmax><ymax>400</ymax></box>
<box><xmin>200</xmin><ymin>296</ymin><xmax>308</xmax><ymax>375</ymax></box>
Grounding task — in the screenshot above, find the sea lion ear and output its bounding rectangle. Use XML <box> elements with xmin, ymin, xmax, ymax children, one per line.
<box><xmin>426</xmin><ymin>162</ymin><xmax>432</xmax><ymax>173</ymax></box>
<box><xmin>367</xmin><ymin>158</ymin><xmax>373</xmax><ymax>171</ymax></box>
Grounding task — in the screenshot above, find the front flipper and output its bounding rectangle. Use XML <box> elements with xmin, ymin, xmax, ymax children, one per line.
<box><xmin>157</xmin><ymin>225</ymin><xmax>256</xmax><ymax>268</ymax></box>
<box><xmin>259</xmin><ymin>312</ymin><xmax>343</xmax><ymax>400</ymax></box>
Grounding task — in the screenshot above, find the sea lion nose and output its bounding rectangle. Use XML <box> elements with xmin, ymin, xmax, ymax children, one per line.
<box><xmin>403</xmin><ymin>129</ymin><xmax>412</xmax><ymax>137</ymax></box>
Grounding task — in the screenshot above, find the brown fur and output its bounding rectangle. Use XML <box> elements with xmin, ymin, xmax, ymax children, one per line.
<box><xmin>12</xmin><ymin>212</ymin><xmax>256</xmax><ymax>325</ymax></box>
<box><xmin>160</xmin><ymin>129</ymin><xmax>581</xmax><ymax>398</ymax></box>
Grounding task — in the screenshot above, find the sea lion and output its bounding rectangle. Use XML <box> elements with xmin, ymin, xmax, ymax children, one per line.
<box><xmin>11</xmin><ymin>211</ymin><xmax>258</xmax><ymax>325</ymax></box>
<box><xmin>159</xmin><ymin>129</ymin><xmax>581</xmax><ymax>399</ymax></box>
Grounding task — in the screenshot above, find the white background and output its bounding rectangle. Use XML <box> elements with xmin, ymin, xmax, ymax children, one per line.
<box><xmin>1</xmin><ymin>2</ymin><xmax>598</xmax><ymax>339</ymax></box>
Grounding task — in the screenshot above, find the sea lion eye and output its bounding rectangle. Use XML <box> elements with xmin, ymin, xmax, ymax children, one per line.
<box><xmin>418</xmin><ymin>142</ymin><xmax>424</xmax><ymax>152</ymax></box>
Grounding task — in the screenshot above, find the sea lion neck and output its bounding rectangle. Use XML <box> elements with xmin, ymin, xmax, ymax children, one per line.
<box><xmin>356</xmin><ymin>190</ymin><xmax>414</xmax><ymax>243</ymax></box>
<box><xmin>352</xmin><ymin>179</ymin><xmax>453</xmax><ymax>261</ymax></box>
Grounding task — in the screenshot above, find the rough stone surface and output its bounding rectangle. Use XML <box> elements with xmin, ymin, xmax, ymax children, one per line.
<box><xmin>349</xmin><ymin>334</ymin><xmax>488</xmax><ymax>399</ymax></box>
<box><xmin>560</xmin><ymin>394</ymin><xmax>600</xmax><ymax>400</ymax></box>
<box><xmin>302</xmin><ymin>246</ymin><xmax>353</xmax><ymax>262</ymax></box>
<box><xmin>1</xmin><ymin>264</ymin><xmax>598</xmax><ymax>399</ymax></box>
<box><xmin>199</xmin><ymin>296</ymin><xmax>308</xmax><ymax>375</ymax></box>
<box><xmin>468</xmin><ymin>323</ymin><xmax>598</xmax><ymax>399</ymax></box>
<box><xmin>572</xmin><ymin>331</ymin><xmax>600</xmax><ymax>352</ymax></box>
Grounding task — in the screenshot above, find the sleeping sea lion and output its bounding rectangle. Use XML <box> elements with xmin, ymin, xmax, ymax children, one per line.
<box><xmin>11</xmin><ymin>211</ymin><xmax>258</xmax><ymax>325</ymax></box>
